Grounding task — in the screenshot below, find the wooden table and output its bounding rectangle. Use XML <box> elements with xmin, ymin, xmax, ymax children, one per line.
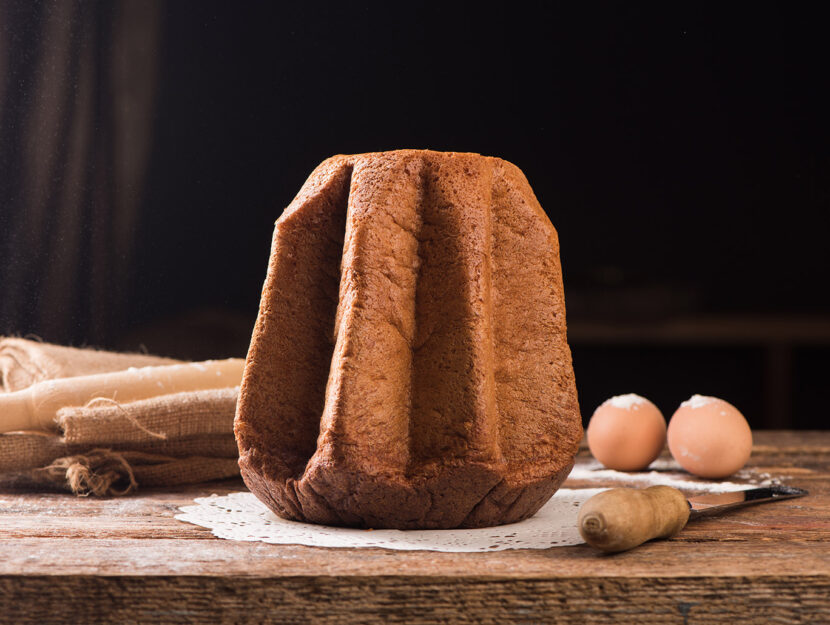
<box><xmin>1</xmin><ymin>431</ymin><xmax>828</xmax><ymax>624</ymax></box>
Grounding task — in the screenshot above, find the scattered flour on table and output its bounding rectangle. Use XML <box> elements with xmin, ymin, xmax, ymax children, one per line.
<box><xmin>567</xmin><ymin>459</ymin><xmax>774</xmax><ymax>492</ymax></box>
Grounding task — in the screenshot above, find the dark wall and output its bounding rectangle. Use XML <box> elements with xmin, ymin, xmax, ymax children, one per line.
<box><xmin>137</xmin><ymin>2</ymin><xmax>830</xmax><ymax>319</ymax></box>
<box><xmin>2</xmin><ymin>1</ymin><xmax>828</xmax><ymax>428</ymax></box>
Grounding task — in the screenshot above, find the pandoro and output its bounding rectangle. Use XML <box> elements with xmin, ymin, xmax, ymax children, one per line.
<box><xmin>235</xmin><ymin>150</ymin><xmax>582</xmax><ymax>529</ymax></box>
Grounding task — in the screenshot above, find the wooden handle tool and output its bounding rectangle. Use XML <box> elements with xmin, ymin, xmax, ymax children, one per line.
<box><xmin>578</xmin><ymin>486</ymin><xmax>689</xmax><ymax>553</ymax></box>
<box><xmin>578</xmin><ymin>484</ymin><xmax>807</xmax><ymax>553</ymax></box>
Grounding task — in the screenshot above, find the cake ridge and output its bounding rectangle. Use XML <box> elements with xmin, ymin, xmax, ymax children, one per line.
<box><xmin>408</xmin><ymin>153</ymin><xmax>501</xmax><ymax>475</ymax></box>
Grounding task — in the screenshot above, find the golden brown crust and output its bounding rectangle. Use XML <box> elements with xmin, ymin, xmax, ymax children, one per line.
<box><xmin>235</xmin><ymin>150</ymin><xmax>582</xmax><ymax>529</ymax></box>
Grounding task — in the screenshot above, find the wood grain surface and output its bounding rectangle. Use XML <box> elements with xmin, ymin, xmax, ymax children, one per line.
<box><xmin>0</xmin><ymin>430</ymin><xmax>828</xmax><ymax>624</ymax></box>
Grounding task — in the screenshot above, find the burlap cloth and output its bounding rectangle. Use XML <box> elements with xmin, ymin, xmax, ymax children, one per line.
<box><xmin>0</xmin><ymin>338</ymin><xmax>241</xmax><ymax>495</ymax></box>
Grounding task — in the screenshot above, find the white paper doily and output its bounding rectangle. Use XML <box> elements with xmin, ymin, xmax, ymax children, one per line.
<box><xmin>176</xmin><ymin>461</ymin><xmax>765</xmax><ymax>552</ymax></box>
<box><xmin>176</xmin><ymin>488</ymin><xmax>609</xmax><ymax>552</ymax></box>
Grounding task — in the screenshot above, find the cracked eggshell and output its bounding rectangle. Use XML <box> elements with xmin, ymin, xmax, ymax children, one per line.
<box><xmin>667</xmin><ymin>395</ymin><xmax>753</xmax><ymax>479</ymax></box>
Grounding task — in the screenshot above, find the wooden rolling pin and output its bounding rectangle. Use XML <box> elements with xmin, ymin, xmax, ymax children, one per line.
<box><xmin>0</xmin><ymin>359</ymin><xmax>245</xmax><ymax>434</ymax></box>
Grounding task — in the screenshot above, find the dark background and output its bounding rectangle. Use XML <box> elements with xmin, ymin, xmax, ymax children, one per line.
<box><xmin>1</xmin><ymin>1</ymin><xmax>828</xmax><ymax>428</ymax></box>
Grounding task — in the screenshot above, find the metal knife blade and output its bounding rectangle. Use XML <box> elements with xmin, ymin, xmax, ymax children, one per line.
<box><xmin>688</xmin><ymin>484</ymin><xmax>808</xmax><ymax>520</ymax></box>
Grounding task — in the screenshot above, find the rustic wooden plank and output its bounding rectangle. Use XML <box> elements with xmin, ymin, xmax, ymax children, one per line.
<box><xmin>0</xmin><ymin>430</ymin><xmax>827</xmax><ymax>624</ymax></box>
<box><xmin>750</xmin><ymin>430</ymin><xmax>830</xmax><ymax>453</ymax></box>
<box><xmin>1</xmin><ymin>574</ymin><xmax>829</xmax><ymax>625</ymax></box>
<box><xmin>578</xmin><ymin>430</ymin><xmax>830</xmax><ymax>454</ymax></box>
<box><xmin>0</xmin><ymin>462</ymin><xmax>826</xmax><ymax>542</ymax></box>
<box><xmin>0</xmin><ymin>481</ymin><xmax>242</xmax><ymax>540</ymax></box>
<box><xmin>0</xmin><ymin>538</ymin><xmax>828</xmax><ymax>578</ymax></box>
<box><xmin>0</xmin><ymin>485</ymin><xmax>825</xmax><ymax>542</ymax></box>
<box><xmin>0</xmin><ymin>431</ymin><xmax>826</xmax><ymax>546</ymax></box>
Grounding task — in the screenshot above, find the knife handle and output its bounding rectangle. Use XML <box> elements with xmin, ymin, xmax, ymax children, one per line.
<box><xmin>578</xmin><ymin>486</ymin><xmax>691</xmax><ymax>553</ymax></box>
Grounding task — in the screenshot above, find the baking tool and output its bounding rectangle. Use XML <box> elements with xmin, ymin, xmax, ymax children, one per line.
<box><xmin>578</xmin><ymin>484</ymin><xmax>808</xmax><ymax>553</ymax></box>
<box><xmin>0</xmin><ymin>359</ymin><xmax>244</xmax><ymax>434</ymax></box>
